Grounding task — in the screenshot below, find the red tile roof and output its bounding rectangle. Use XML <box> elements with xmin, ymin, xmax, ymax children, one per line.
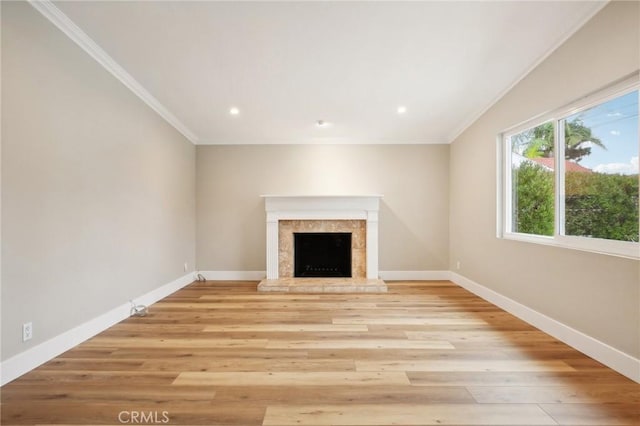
<box><xmin>530</xmin><ymin>157</ymin><xmax>592</xmax><ymax>173</ymax></box>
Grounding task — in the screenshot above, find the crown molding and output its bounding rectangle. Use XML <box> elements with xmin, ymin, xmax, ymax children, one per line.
<box><xmin>27</xmin><ymin>0</ymin><xmax>199</xmax><ymax>144</ymax></box>
<box><xmin>446</xmin><ymin>1</ymin><xmax>608</xmax><ymax>144</ymax></box>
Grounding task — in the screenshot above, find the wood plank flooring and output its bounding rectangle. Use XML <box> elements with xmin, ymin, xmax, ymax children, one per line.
<box><xmin>1</xmin><ymin>280</ymin><xmax>638</xmax><ymax>425</ymax></box>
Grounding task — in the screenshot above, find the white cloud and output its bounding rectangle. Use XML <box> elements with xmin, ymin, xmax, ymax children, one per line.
<box><xmin>610</xmin><ymin>130</ymin><xmax>621</xmax><ymax>136</ymax></box>
<box><xmin>607</xmin><ymin>112</ymin><xmax>622</xmax><ymax>117</ymax></box>
<box><xmin>594</xmin><ymin>156</ymin><xmax>639</xmax><ymax>175</ymax></box>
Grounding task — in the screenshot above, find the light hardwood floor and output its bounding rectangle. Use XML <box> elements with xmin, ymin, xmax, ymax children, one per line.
<box><xmin>1</xmin><ymin>281</ymin><xmax>638</xmax><ymax>425</ymax></box>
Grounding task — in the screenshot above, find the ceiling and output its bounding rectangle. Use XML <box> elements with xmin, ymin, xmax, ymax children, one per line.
<box><xmin>50</xmin><ymin>1</ymin><xmax>606</xmax><ymax>145</ymax></box>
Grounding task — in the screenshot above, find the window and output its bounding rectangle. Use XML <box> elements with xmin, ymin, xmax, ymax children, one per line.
<box><xmin>500</xmin><ymin>77</ymin><xmax>639</xmax><ymax>258</ymax></box>
<box><xmin>509</xmin><ymin>121</ymin><xmax>555</xmax><ymax>237</ymax></box>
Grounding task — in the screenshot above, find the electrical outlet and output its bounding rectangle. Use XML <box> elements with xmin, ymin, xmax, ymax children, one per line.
<box><xmin>22</xmin><ymin>322</ymin><xmax>33</xmax><ymax>342</ymax></box>
<box><xmin>456</xmin><ymin>260</ymin><xmax>461</xmax><ymax>270</ymax></box>
<box><xmin>184</xmin><ymin>262</ymin><xmax>188</xmax><ymax>272</ymax></box>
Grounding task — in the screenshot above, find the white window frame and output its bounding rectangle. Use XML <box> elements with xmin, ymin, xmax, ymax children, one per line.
<box><xmin>498</xmin><ymin>75</ymin><xmax>640</xmax><ymax>259</ymax></box>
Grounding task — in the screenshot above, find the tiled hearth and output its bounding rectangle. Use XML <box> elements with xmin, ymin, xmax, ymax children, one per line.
<box><xmin>257</xmin><ymin>277</ymin><xmax>387</xmax><ymax>293</ymax></box>
<box><xmin>258</xmin><ymin>195</ymin><xmax>387</xmax><ymax>293</ymax></box>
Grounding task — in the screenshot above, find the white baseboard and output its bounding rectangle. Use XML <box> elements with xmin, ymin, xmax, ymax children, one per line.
<box><xmin>199</xmin><ymin>270</ymin><xmax>450</xmax><ymax>281</ymax></box>
<box><xmin>0</xmin><ymin>272</ymin><xmax>194</xmax><ymax>386</ymax></box>
<box><xmin>379</xmin><ymin>270</ymin><xmax>450</xmax><ymax>281</ymax></box>
<box><xmin>449</xmin><ymin>272</ymin><xmax>640</xmax><ymax>383</ymax></box>
<box><xmin>198</xmin><ymin>270</ymin><xmax>266</xmax><ymax>281</ymax></box>
<box><xmin>3</xmin><ymin>270</ymin><xmax>637</xmax><ymax>385</ymax></box>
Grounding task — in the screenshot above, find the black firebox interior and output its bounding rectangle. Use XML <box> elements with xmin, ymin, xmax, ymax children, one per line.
<box><xmin>294</xmin><ymin>232</ymin><xmax>352</xmax><ymax>277</ymax></box>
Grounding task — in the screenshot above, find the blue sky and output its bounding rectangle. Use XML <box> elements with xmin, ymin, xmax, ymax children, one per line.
<box><xmin>575</xmin><ymin>90</ymin><xmax>639</xmax><ymax>175</ymax></box>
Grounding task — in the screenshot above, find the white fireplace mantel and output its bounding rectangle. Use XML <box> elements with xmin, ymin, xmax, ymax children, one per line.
<box><xmin>261</xmin><ymin>195</ymin><xmax>383</xmax><ymax>279</ymax></box>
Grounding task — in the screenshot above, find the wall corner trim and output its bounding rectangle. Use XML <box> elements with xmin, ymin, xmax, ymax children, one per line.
<box><xmin>0</xmin><ymin>272</ymin><xmax>195</xmax><ymax>386</ymax></box>
<box><xmin>449</xmin><ymin>271</ymin><xmax>640</xmax><ymax>383</ymax></box>
<box><xmin>26</xmin><ymin>0</ymin><xmax>199</xmax><ymax>144</ymax></box>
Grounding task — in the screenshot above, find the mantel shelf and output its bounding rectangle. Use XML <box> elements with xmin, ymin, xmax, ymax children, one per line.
<box><xmin>262</xmin><ymin>195</ymin><xmax>381</xmax><ymax>280</ymax></box>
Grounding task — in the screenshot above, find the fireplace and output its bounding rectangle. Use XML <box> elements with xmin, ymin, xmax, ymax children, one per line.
<box><xmin>259</xmin><ymin>195</ymin><xmax>386</xmax><ymax>292</ymax></box>
<box><xmin>279</xmin><ymin>219</ymin><xmax>365</xmax><ymax>278</ymax></box>
<box><xmin>294</xmin><ymin>232</ymin><xmax>352</xmax><ymax>277</ymax></box>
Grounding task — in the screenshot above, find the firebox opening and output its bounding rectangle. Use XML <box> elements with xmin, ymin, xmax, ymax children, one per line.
<box><xmin>294</xmin><ymin>232</ymin><xmax>352</xmax><ymax>278</ymax></box>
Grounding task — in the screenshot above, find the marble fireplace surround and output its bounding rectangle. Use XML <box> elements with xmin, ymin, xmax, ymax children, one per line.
<box><xmin>278</xmin><ymin>219</ymin><xmax>366</xmax><ymax>279</ymax></box>
<box><xmin>258</xmin><ymin>195</ymin><xmax>386</xmax><ymax>292</ymax></box>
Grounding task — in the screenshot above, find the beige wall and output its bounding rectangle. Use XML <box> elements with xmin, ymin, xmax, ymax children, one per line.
<box><xmin>1</xmin><ymin>2</ymin><xmax>196</xmax><ymax>360</ymax></box>
<box><xmin>197</xmin><ymin>144</ymin><xmax>449</xmax><ymax>272</ymax></box>
<box><xmin>449</xmin><ymin>1</ymin><xmax>640</xmax><ymax>358</ymax></box>
<box><xmin>3</xmin><ymin>0</ymin><xmax>637</xmax><ymax>372</ymax></box>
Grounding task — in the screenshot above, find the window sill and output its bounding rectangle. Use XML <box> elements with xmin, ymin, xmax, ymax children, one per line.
<box><xmin>501</xmin><ymin>232</ymin><xmax>639</xmax><ymax>260</ymax></box>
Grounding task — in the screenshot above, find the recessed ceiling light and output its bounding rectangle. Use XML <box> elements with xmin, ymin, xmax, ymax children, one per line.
<box><xmin>397</xmin><ymin>106</ymin><xmax>407</xmax><ymax>114</ymax></box>
<box><xmin>316</xmin><ymin>120</ymin><xmax>330</xmax><ymax>127</ymax></box>
<box><xmin>229</xmin><ymin>107</ymin><xmax>240</xmax><ymax>115</ymax></box>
